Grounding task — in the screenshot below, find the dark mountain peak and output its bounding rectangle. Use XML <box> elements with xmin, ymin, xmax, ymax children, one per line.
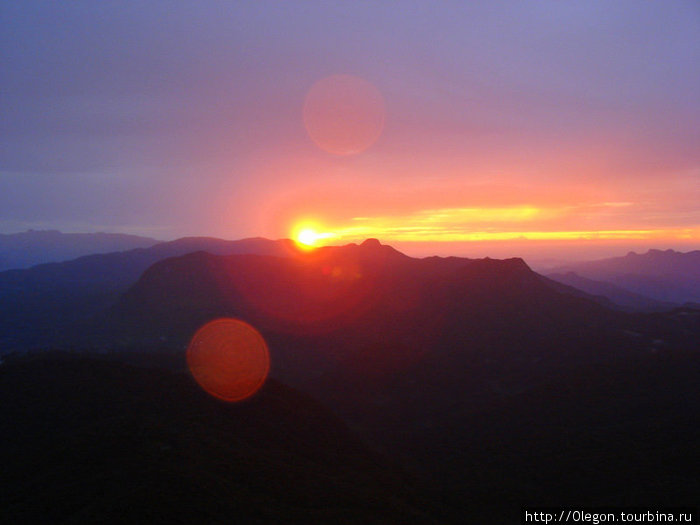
<box><xmin>106</xmin><ymin>244</ymin><xmax>573</xmax><ymax>348</ymax></box>
<box><xmin>468</xmin><ymin>256</ymin><xmax>531</xmax><ymax>273</ymax></box>
<box><xmin>560</xmin><ymin>248</ymin><xmax>700</xmax><ymax>271</ymax></box>
<box><xmin>358</xmin><ymin>238</ymin><xmax>408</xmax><ymax>259</ymax></box>
<box><xmin>646</xmin><ymin>248</ymin><xmax>682</xmax><ymax>257</ymax></box>
<box><xmin>309</xmin><ymin>239</ymin><xmax>409</xmax><ymax>263</ymax></box>
<box><xmin>625</xmin><ymin>248</ymin><xmax>696</xmax><ymax>259</ymax></box>
<box><xmin>625</xmin><ymin>249</ymin><xmax>681</xmax><ymax>260</ymax></box>
<box><xmin>360</xmin><ymin>238</ymin><xmax>382</xmax><ymax>248</ymax></box>
<box><xmin>504</xmin><ymin>256</ymin><xmax>529</xmax><ymax>268</ymax></box>
<box><xmin>444</xmin><ymin>256</ymin><xmax>543</xmax><ymax>296</ymax></box>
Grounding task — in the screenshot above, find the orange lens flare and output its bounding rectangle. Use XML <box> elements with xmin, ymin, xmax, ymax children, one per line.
<box><xmin>187</xmin><ymin>318</ymin><xmax>270</xmax><ymax>402</ymax></box>
<box><xmin>303</xmin><ymin>74</ymin><xmax>385</xmax><ymax>155</ymax></box>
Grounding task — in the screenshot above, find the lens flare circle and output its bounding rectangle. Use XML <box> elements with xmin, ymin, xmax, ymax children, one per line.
<box><xmin>187</xmin><ymin>318</ymin><xmax>270</xmax><ymax>402</ymax></box>
<box><xmin>303</xmin><ymin>74</ymin><xmax>386</xmax><ymax>156</ymax></box>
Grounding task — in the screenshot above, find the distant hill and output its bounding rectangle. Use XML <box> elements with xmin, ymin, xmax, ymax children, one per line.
<box><xmin>0</xmin><ymin>230</ymin><xmax>160</xmax><ymax>271</ymax></box>
<box><xmin>105</xmin><ymin>240</ymin><xmax>608</xmax><ymax>353</ymax></box>
<box><xmin>0</xmin><ymin>236</ymin><xmax>299</xmax><ymax>351</ymax></box>
<box><xmin>549</xmin><ymin>249</ymin><xmax>700</xmax><ymax>304</ymax></box>
<box><xmin>102</xmin><ymin>241</ymin><xmax>699</xmax><ymax>392</ymax></box>
<box><xmin>0</xmin><ymin>353</ymin><xmax>439</xmax><ymax>524</ymax></box>
<box><xmin>107</xmin><ymin>240</ymin><xmax>693</xmax><ymax>362</ymax></box>
<box><xmin>547</xmin><ymin>271</ymin><xmax>678</xmax><ymax>312</ymax></box>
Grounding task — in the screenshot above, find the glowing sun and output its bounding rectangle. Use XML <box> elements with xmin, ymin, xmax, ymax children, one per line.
<box><xmin>292</xmin><ymin>223</ymin><xmax>334</xmax><ymax>249</ymax></box>
<box><xmin>297</xmin><ymin>228</ymin><xmax>321</xmax><ymax>246</ymax></box>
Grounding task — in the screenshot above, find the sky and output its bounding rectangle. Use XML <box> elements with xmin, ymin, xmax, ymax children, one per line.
<box><xmin>1</xmin><ymin>1</ymin><xmax>698</xmax><ymax>261</ymax></box>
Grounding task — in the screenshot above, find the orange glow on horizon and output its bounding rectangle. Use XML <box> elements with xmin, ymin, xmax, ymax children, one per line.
<box><xmin>320</xmin><ymin>226</ymin><xmax>700</xmax><ymax>244</ymax></box>
<box><xmin>187</xmin><ymin>319</ymin><xmax>270</xmax><ymax>402</ymax></box>
<box><xmin>297</xmin><ymin>228</ymin><xmax>322</xmax><ymax>246</ymax></box>
<box><xmin>292</xmin><ymin>222</ymin><xmax>337</xmax><ymax>250</ymax></box>
<box><xmin>285</xmin><ymin>204</ymin><xmax>700</xmax><ymax>247</ymax></box>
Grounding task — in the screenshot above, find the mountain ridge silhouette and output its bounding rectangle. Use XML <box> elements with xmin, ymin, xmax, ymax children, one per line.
<box><xmin>549</xmin><ymin>248</ymin><xmax>700</xmax><ymax>304</ymax></box>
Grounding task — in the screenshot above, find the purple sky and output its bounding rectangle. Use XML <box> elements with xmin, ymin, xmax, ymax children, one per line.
<box><xmin>1</xmin><ymin>1</ymin><xmax>698</xmax><ymax>259</ymax></box>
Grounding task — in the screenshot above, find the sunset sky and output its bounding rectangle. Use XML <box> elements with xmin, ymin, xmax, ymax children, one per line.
<box><xmin>1</xmin><ymin>1</ymin><xmax>698</xmax><ymax>261</ymax></box>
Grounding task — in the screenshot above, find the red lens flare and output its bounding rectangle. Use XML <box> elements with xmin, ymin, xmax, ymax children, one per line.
<box><xmin>187</xmin><ymin>318</ymin><xmax>270</xmax><ymax>402</ymax></box>
<box><xmin>303</xmin><ymin>74</ymin><xmax>385</xmax><ymax>156</ymax></box>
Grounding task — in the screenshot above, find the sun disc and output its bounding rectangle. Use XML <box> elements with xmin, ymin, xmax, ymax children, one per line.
<box><xmin>297</xmin><ymin>228</ymin><xmax>319</xmax><ymax>246</ymax></box>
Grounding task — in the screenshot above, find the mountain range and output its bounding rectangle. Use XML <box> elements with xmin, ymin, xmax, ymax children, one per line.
<box><xmin>0</xmin><ymin>230</ymin><xmax>160</xmax><ymax>271</ymax></box>
<box><xmin>0</xmin><ymin>236</ymin><xmax>298</xmax><ymax>351</ymax></box>
<box><xmin>1</xmin><ymin>237</ymin><xmax>698</xmax><ymax>520</ymax></box>
<box><xmin>548</xmin><ymin>249</ymin><xmax>700</xmax><ymax>305</ymax></box>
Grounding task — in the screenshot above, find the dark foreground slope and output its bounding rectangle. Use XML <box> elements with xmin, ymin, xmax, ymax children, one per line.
<box><xmin>417</xmin><ymin>351</ymin><xmax>700</xmax><ymax>517</ymax></box>
<box><xmin>0</xmin><ymin>354</ymin><xmax>440</xmax><ymax>524</ymax></box>
<box><xmin>3</xmin><ymin>352</ymin><xmax>697</xmax><ymax>524</ymax></box>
